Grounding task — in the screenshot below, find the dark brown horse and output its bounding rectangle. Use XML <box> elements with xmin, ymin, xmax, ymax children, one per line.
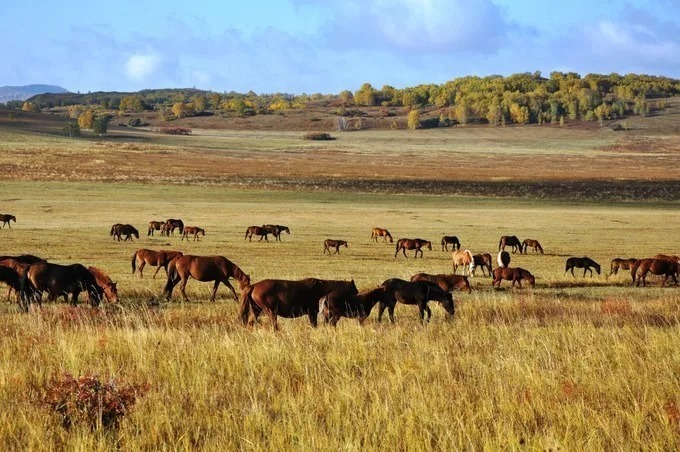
<box><xmin>441</xmin><ymin>236</ymin><xmax>461</xmax><ymax>251</ymax></box>
<box><xmin>111</xmin><ymin>224</ymin><xmax>139</xmax><ymax>242</ymax></box>
<box><xmin>87</xmin><ymin>267</ymin><xmax>119</xmax><ymax>303</ymax></box>
<box><xmin>499</xmin><ymin>235</ymin><xmax>523</xmax><ymax>254</ymax></box>
<box><xmin>147</xmin><ymin>221</ymin><xmax>165</xmax><ymax>236</ymax></box>
<box><xmin>20</xmin><ymin>262</ymin><xmax>103</xmax><ymax>312</ymax></box>
<box><xmin>410</xmin><ymin>273</ymin><xmax>471</xmax><ymax>293</ymax></box>
<box><xmin>522</xmin><ymin>239</ymin><xmax>544</xmax><ymax>254</ymax></box>
<box><xmin>492</xmin><ymin>267</ymin><xmax>535</xmax><ymax>289</ymax></box>
<box><xmin>263</xmin><ymin>224</ymin><xmax>290</xmax><ymax>241</ymax></box>
<box><xmin>631</xmin><ymin>258</ymin><xmax>679</xmax><ymax>287</ymax></box>
<box><xmin>610</xmin><ymin>258</ymin><xmax>637</xmax><ymax>276</ymax></box>
<box><xmin>0</xmin><ymin>214</ymin><xmax>16</xmax><ymax>228</ymax></box>
<box><xmin>472</xmin><ymin>253</ymin><xmax>493</xmax><ymax>277</ymax></box>
<box><xmin>565</xmin><ymin>257</ymin><xmax>601</xmax><ymax>277</ymax></box>
<box><xmin>0</xmin><ymin>259</ymin><xmax>30</xmax><ymax>301</ymax></box>
<box><xmin>320</xmin><ymin>286</ymin><xmax>389</xmax><ymax>326</ymax></box>
<box><xmin>654</xmin><ymin>254</ymin><xmax>680</xmax><ymax>264</ymax></box>
<box><xmin>239</xmin><ymin>278</ymin><xmax>358</xmax><ymax>329</ymax></box>
<box><xmin>245</xmin><ymin>226</ymin><xmax>271</xmax><ymax>242</ymax></box>
<box><xmin>132</xmin><ymin>249</ymin><xmax>183</xmax><ymax>278</ymax></box>
<box><xmin>182</xmin><ymin>226</ymin><xmax>205</xmax><ymax>241</ymax></box>
<box><xmin>165</xmin><ymin>219</ymin><xmax>184</xmax><ymax>235</ymax></box>
<box><xmin>378</xmin><ymin>278</ymin><xmax>455</xmax><ymax>323</ymax></box>
<box><xmin>0</xmin><ymin>254</ymin><xmax>45</xmax><ymax>265</ymax></box>
<box><xmin>164</xmin><ymin>255</ymin><xmax>250</xmax><ymax>302</ymax></box>
<box><xmin>371</xmin><ymin>227</ymin><xmax>393</xmax><ymax>243</ymax></box>
<box><xmin>395</xmin><ymin>238</ymin><xmax>432</xmax><ymax>258</ymax></box>
<box><xmin>324</xmin><ymin>239</ymin><xmax>348</xmax><ymax>255</ymax></box>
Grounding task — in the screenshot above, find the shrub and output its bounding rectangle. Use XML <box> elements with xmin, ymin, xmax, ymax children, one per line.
<box><xmin>407</xmin><ymin>110</ymin><xmax>420</xmax><ymax>130</ymax></box>
<box><xmin>419</xmin><ymin>117</ymin><xmax>440</xmax><ymax>129</ymax></box>
<box><xmin>158</xmin><ymin>127</ymin><xmax>192</xmax><ymax>135</ymax></box>
<box><xmin>128</xmin><ymin>118</ymin><xmax>143</xmax><ymax>127</ymax></box>
<box><xmin>304</xmin><ymin>132</ymin><xmax>334</xmax><ymax>141</ymax></box>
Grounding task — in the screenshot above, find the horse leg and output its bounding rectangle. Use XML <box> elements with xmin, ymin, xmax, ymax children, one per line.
<box><xmin>180</xmin><ymin>277</ymin><xmax>191</xmax><ymax>302</ymax></box>
<box><xmin>152</xmin><ymin>264</ymin><xmax>166</xmax><ymax>279</ymax></box>
<box><xmin>378</xmin><ymin>303</ymin><xmax>386</xmax><ymax>322</ymax></box>
<box><xmin>308</xmin><ymin>309</ymin><xmax>318</xmax><ymax>328</ymax></box>
<box><xmin>267</xmin><ymin>310</ymin><xmax>279</xmax><ymax>331</ymax></box>
<box><xmin>222</xmin><ymin>280</ymin><xmax>238</xmax><ymax>301</ymax></box>
<box><xmin>388</xmin><ymin>305</ymin><xmax>395</xmax><ymax>323</ymax></box>
<box><xmin>570</xmin><ymin>267</ymin><xmax>575</xmax><ymax>278</ymax></box>
<box><xmin>210</xmin><ymin>281</ymin><xmax>220</xmax><ymax>302</ymax></box>
<box><xmin>139</xmin><ymin>261</ymin><xmax>147</xmax><ymax>278</ymax></box>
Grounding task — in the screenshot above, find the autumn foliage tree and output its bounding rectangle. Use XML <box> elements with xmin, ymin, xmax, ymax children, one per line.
<box><xmin>77</xmin><ymin>109</ymin><xmax>95</xmax><ymax>129</ymax></box>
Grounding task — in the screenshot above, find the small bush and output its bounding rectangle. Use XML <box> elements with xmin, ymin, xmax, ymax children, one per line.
<box><xmin>128</xmin><ymin>118</ymin><xmax>143</xmax><ymax>127</ymax></box>
<box><xmin>158</xmin><ymin>127</ymin><xmax>192</xmax><ymax>135</ymax></box>
<box><xmin>419</xmin><ymin>117</ymin><xmax>440</xmax><ymax>129</ymax></box>
<box><xmin>303</xmin><ymin>132</ymin><xmax>334</xmax><ymax>141</ymax></box>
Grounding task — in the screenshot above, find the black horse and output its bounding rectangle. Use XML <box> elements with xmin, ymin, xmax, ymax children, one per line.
<box><xmin>565</xmin><ymin>257</ymin><xmax>601</xmax><ymax>278</ymax></box>
<box><xmin>20</xmin><ymin>262</ymin><xmax>103</xmax><ymax>312</ymax></box>
<box><xmin>378</xmin><ymin>278</ymin><xmax>455</xmax><ymax>323</ymax></box>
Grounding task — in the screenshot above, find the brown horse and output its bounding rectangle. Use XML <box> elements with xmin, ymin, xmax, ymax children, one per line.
<box><xmin>371</xmin><ymin>227</ymin><xmax>393</xmax><ymax>243</ymax></box>
<box><xmin>0</xmin><ymin>214</ymin><xmax>16</xmax><ymax>228</ymax></box>
<box><xmin>472</xmin><ymin>253</ymin><xmax>493</xmax><ymax>277</ymax></box>
<box><xmin>410</xmin><ymin>273</ymin><xmax>471</xmax><ymax>293</ymax></box>
<box><xmin>497</xmin><ymin>251</ymin><xmax>511</xmax><ymax>268</ymax></box>
<box><xmin>111</xmin><ymin>224</ymin><xmax>139</xmax><ymax>242</ymax></box>
<box><xmin>245</xmin><ymin>226</ymin><xmax>271</xmax><ymax>242</ymax></box>
<box><xmin>610</xmin><ymin>258</ymin><xmax>637</xmax><ymax>276</ymax></box>
<box><xmin>654</xmin><ymin>254</ymin><xmax>680</xmax><ymax>264</ymax></box>
<box><xmin>395</xmin><ymin>238</ymin><xmax>432</xmax><ymax>258</ymax></box>
<box><xmin>87</xmin><ymin>267</ymin><xmax>119</xmax><ymax>303</ymax></box>
<box><xmin>147</xmin><ymin>221</ymin><xmax>165</xmax><ymax>236</ymax></box>
<box><xmin>565</xmin><ymin>257</ymin><xmax>601</xmax><ymax>277</ymax></box>
<box><xmin>20</xmin><ymin>262</ymin><xmax>103</xmax><ymax>312</ymax></box>
<box><xmin>164</xmin><ymin>255</ymin><xmax>250</xmax><ymax>302</ymax></box>
<box><xmin>522</xmin><ymin>239</ymin><xmax>544</xmax><ymax>254</ymax></box>
<box><xmin>182</xmin><ymin>226</ymin><xmax>205</xmax><ymax>241</ymax></box>
<box><xmin>378</xmin><ymin>278</ymin><xmax>455</xmax><ymax>323</ymax></box>
<box><xmin>452</xmin><ymin>249</ymin><xmax>476</xmax><ymax>276</ymax></box>
<box><xmin>131</xmin><ymin>249</ymin><xmax>183</xmax><ymax>278</ymax></box>
<box><xmin>631</xmin><ymin>258</ymin><xmax>679</xmax><ymax>287</ymax></box>
<box><xmin>441</xmin><ymin>236</ymin><xmax>461</xmax><ymax>252</ymax></box>
<box><xmin>499</xmin><ymin>235</ymin><xmax>523</xmax><ymax>254</ymax></box>
<box><xmin>492</xmin><ymin>267</ymin><xmax>535</xmax><ymax>289</ymax></box>
<box><xmin>324</xmin><ymin>239</ymin><xmax>348</xmax><ymax>255</ymax></box>
<box><xmin>263</xmin><ymin>224</ymin><xmax>291</xmax><ymax>241</ymax></box>
<box><xmin>0</xmin><ymin>259</ymin><xmax>30</xmax><ymax>301</ymax></box>
<box><xmin>165</xmin><ymin>219</ymin><xmax>184</xmax><ymax>235</ymax></box>
<box><xmin>239</xmin><ymin>278</ymin><xmax>358</xmax><ymax>329</ymax></box>
<box><xmin>320</xmin><ymin>286</ymin><xmax>389</xmax><ymax>326</ymax></box>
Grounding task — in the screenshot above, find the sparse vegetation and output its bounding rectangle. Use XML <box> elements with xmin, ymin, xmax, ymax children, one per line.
<box><xmin>303</xmin><ymin>132</ymin><xmax>334</xmax><ymax>140</ymax></box>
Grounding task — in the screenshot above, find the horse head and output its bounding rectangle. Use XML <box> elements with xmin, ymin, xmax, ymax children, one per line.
<box><xmin>239</xmin><ymin>273</ymin><xmax>251</xmax><ymax>289</ymax></box>
<box><xmin>426</xmin><ymin>241</ymin><xmax>432</xmax><ymax>250</ymax></box>
<box><xmin>103</xmin><ymin>281</ymin><xmax>119</xmax><ymax>303</ymax></box>
<box><xmin>523</xmin><ymin>270</ymin><xmax>536</xmax><ymax>287</ymax></box>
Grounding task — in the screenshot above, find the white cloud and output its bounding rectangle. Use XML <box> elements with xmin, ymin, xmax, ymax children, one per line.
<box><xmin>125</xmin><ymin>52</ymin><xmax>162</xmax><ymax>81</ymax></box>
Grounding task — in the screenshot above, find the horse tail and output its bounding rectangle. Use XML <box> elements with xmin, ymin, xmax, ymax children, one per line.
<box><xmin>465</xmin><ymin>250</ymin><xmax>475</xmax><ymax>276</ymax></box>
<box><xmin>18</xmin><ymin>269</ymin><xmax>34</xmax><ymax>312</ymax></box>
<box><xmin>110</xmin><ymin>225</ymin><xmax>115</xmax><ymax>236</ymax></box>
<box><xmin>238</xmin><ymin>284</ymin><xmax>255</xmax><ymax>326</ymax></box>
<box><xmin>131</xmin><ymin>251</ymin><xmax>137</xmax><ymax>274</ymax></box>
<box><xmin>386</xmin><ymin>231</ymin><xmax>392</xmax><ymax>242</ymax></box>
<box><xmin>537</xmin><ymin>242</ymin><xmax>543</xmax><ymax>254</ymax></box>
<box><xmin>498</xmin><ymin>238</ymin><xmax>503</xmax><ymax>251</ymax></box>
<box><xmin>163</xmin><ymin>258</ymin><xmax>179</xmax><ymax>299</ymax></box>
<box><xmin>244</xmin><ymin>228</ymin><xmax>249</xmax><ymax>240</ymax></box>
<box><xmin>630</xmin><ymin>259</ymin><xmax>642</xmax><ymax>284</ymax></box>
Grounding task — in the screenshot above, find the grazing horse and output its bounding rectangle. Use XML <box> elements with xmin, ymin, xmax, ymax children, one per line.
<box><xmin>378</xmin><ymin>278</ymin><xmax>455</xmax><ymax>323</ymax></box>
<box><xmin>147</xmin><ymin>221</ymin><xmax>165</xmax><ymax>236</ymax></box>
<box><xmin>410</xmin><ymin>273</ymin><xmax>471</xmax><ymax>294</ymax></box>
<box><xmin>87</xmin><ymin>267</ymin><xmax>119</xmax><ymax>303</ymax></box>
<box><xmin>492</xmin><ymin>267</ymin><xmax>535</xmax><ymax>289</ymax></box>
<box><xmin>631</xmin><ymin>258</ymin><xmax>679</xmax><ymax>287</ymax></box>
<box><xmin>263</xmin><ymin>224</ymin><xmax>290</xmax><ymax>241</ymax></box>
<box><xmin>497</xmin><ymin>251</ymin><xmax>510</xmax><ymax>268</ymax></box>
<box><xmin>320</xmin><ymin>287</ymin><xmax>388</xmax><ymax>326</ymax></box>
<box><xmin>131</xmin><ymin>249</ymin><xmax>183</xmax><ymax>278</ymax></box>
<box><xmin>452</xmin><ymin>249</ymin><xmax>476</xmax><ymax>276</ymax></box>
<box><xmin>239</xmin><ymin>278</ymin><xmax>358</xmax><ymax>330</ymax></box>
<box><xmin>522</xmin><ymin>239</ymin><xmax>544</xmax><ymax>254</ymax></box>
<box><xmin>371</xmin><ymin>227</ymin><xmax>393</xmax><ymax>243</ymax></box>
<box><xmin>182</xmin><ymin>226</ymin><xmax>205</xmax><ymax>241</ymax></box>
<box><xmin>111</xmin><ymin>224</ymin><xmax>139</xmax><ymax>242</ymax></box>
<box><xmin>441</xmin><ymin>236</ymin><xmax>461</xmax><ymax>252</ymax></box>
<box><xmin>20</xmin><ymin>262</ymin><xmax>103</xmax><ymax>312</ymax></box>
<box><xmin>472</xmin><ymin>253</ymin><xmax>493</xmax><ymax>277</ymax></box>
<box><xmin>164</xmin><ymin>255</ymin><xmax>250</xmax><ymax>302</ymax></box>
<box><xmin>0</xmin><ymin>259</ymin><xmax>31</xmax><ymax>301</ymax></box>
<box><xmin>610</xmin><ymin>258</ymin><xmax>637</xmax><ymax>276</ymax></box>
<box><xmin>565</xmin><ymin>257</ymin><xmax>601</xmax><ymax>278</ymax></box>
<box><xmin>324</xmin><ymin>239</ymin><xmax>348</xmax><ymax>255</ymax></box>
<box><xmin>0</xmin><ymin>214</ymin><xmax>16</xmax><ymax>229</ymax></box>
<box><xmin>165</xmin><ymin>219</ymin><xmax>184</xmax><ymax>235</ymax></box>
<box><xmin>499</xmin><ymin>235</ymin><xmax>523</xmax><ymax>254</ymax></box>
<box><xmin>395</xmin><ymin>238</ymin><xmax>432</xmax><ymax>258</ymax></box>
<box><xmin>245</xmin><ymin>226</ymin><xmax>270</xmax><ymax>242</ymax></box>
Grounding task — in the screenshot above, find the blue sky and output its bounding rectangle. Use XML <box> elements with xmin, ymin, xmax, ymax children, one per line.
<box><xmin>2</xmin><ymin>0</ymin><xmax>678</xmax><ymax>93</ymax></box>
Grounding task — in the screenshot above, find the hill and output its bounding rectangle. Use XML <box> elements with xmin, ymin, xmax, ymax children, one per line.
<box><xmin>0</xmin><ymin>84</ymin><xmax>68</xmax><ymax>104</ymax></box>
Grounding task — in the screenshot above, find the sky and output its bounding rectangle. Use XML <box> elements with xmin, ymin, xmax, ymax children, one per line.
<box><xmin>1</xmin><ymin>0</ymin><xmax>679</xmax><ymax>94</ymax></box>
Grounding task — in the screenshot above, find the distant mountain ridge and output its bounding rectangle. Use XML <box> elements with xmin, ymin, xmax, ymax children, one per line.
<box><xmin>0</xmin><ymin>84</ymin><xmax>68</xmax><ymax>103</ymax></box>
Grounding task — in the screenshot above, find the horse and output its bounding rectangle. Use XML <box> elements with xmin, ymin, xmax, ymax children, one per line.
<box><xmin>20</xmin><ymin>262</ymin><xmax>103</xmax><ymax>312</ymax></box>
<box><xmin>410</xmin><ymin>273</ymin><xmax>471</xmax><ymax>293</ymax></box>
<box><xmin>324</xmin><ymin>239</ymin><xmax>348</xmax><ymax>255</ymax></box>
<box><xmin>395</xmin><ymin>238</ymin><xmax>431</xmax><ymax>258</ymax></box>
<box><xmin>472</xmin><ymin>253</ymin><xmax>493</xmax><ymax>277</ymax></box>
<box><xmin>320</xmin><ymin>287</ymin><xmax>388</xmax><ymax>326</ymax></box>
<box><xmin>452</xmin><ymin>249</ymin><xmax>476</xmax><ymax>276</ymax></box>
<box><xmin>263</xmin><ymin>224</ymin><xmax>290</xmax><ymax>241</ymax></box>
<box><xmin>87</xmin><ymin>267</ymin><xmax>119</xmax><ymax>303</ymax></box>
<box><xmin>111</xmin><ymin>224</ymin><xmax>139</xmax><ymax>242</ymax></box>
<box><xmin>631</xmin><ymin>258</ymin><xmax>679</xmax><ymax>287</ymax></box>
<box><xmin>522</xmin><ymin>239</ymin><xmax>544</xmax><ymax>254</ymax></box>
<box><xmin>441</xmin><ymin>236</ymin><xmax>461</xmax><ymax>252</ymax></box>
<box><xmin>654</xmin><ymin>254</ymin><xmax>680</xmax><ymax>264</ymax></box>
<box><xmin>610</xmin><ymin>258</ymin><xmax>637</xmax><ymax>276</ymax></box>
<box><xmin>0</xmin><ymin>259</ymin><xmax>31</xmax><ymax>301</ymax></box>
<box><xmin>147</xmin><ymin>221</ymin><xmax>165</xmax><ymax>236</ymax></box>
<box><xmin>371</xmin><ymin>227</ymin><xmax>393</xmax><ymax>243</ymax></box>
<box><xmin>165</xmin><ymin>219</ymin><xmax>184</xmax><ymax>235</ymax></box>
<box><xmin>0</xmin><ymin>254</ymin><xmax>45</xmax><ymax>265</ymax></box>
<box><xmin>0</xmin><ymin>214</ymin><xmax>16</xmax><ymax>229</ymax></box>
<box><xmin>131</xmin><ymin>249</ymin><xmax>183</xmax><ymax>278</ymax></box>
<box><xmin>378</xmin><ymin>278</ymin><xmax>455</xmax><ymax>323</ymax></box>
<box><xmin>499</xmin><ymin>235</ymin><xmax>523</xmax><ymax>254</ymax></box>
<box><xmin>160</xmin><ymin>223</ymin><xmax>172</xmax><ymax>236</ymax></box>
<box><xmin>182</xmin><ymin>226</ymin><xmax>205</xmax><ymax>241</ymax></box>
<box><xmin>164</xmin><ymin>255</ymin><xmax>250</xmax><ymax>303</ymax></box>
<box><xmin>492</xmin><ymin>267</ymin><xmax>535</xmax><ymax>289</ymax></box>
<box><xmin>565</xmin><ymin>257</ymin><xmax>601</xmax><ymax>278</ymax></box>
<box><xmin>239</xmin><ymin>278</ymin><xmax>358</xmax><ymax>330</ymax></box>
<box><xmin>245</xmin><ymin>226</ymin><xmax>270</xmax><ymax>242</ymax></box>
<box><xmin>497</xmin><ymin>251</ymin><xmax>510</xmax><ymax>268</ymax></box>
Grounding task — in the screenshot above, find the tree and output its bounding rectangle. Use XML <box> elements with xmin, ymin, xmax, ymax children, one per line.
<box><xmin>119</xmin><ymin>96</ymin><xmax>145</xmax><ymax>112</ymax></box>
<box><xmin>93</xmin><ymin>117</ymin><xmax>109</xmax><ymax>135</ymax></box>
<box><xmin>63</xmin><ymin>122</ymin><xmax>80</xmax><ymax>138</ymax></box>
<box><xmin>192</xmin><ymin>95</ymin><xmax>207</xmax><ymax>112</ymax></box>
<box><xmin>354</xmin><ymin>83</ymin><xmax>376</xmax><ymax>106</ymax></box>
<box><xmin>209</xmin><ymin>93</ymin><xmax>222</xmax><ymax>110</ymax></box>
<box><xmin>407</xmin><ymin>109</ymin><xmax>420</xmax><ymax>130</ymax></box>
<box><xmin>78</xmin><ymin>110</ymin><xmax>95</xmax><ymax>129</ymax></box>
<box><xmin>21</xmin><ymin>102</ymin><xmax>40</xmax><ymax>112</ymax></box>
<box><xmin>172</xmin><ymin>102</ymin><xmax>193</xmax><ymax>118</ymax></box>
<box><xmin>338</xmin><ymin>90</ymin><xmax>354</xmax><ymax>106</ymax></box>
